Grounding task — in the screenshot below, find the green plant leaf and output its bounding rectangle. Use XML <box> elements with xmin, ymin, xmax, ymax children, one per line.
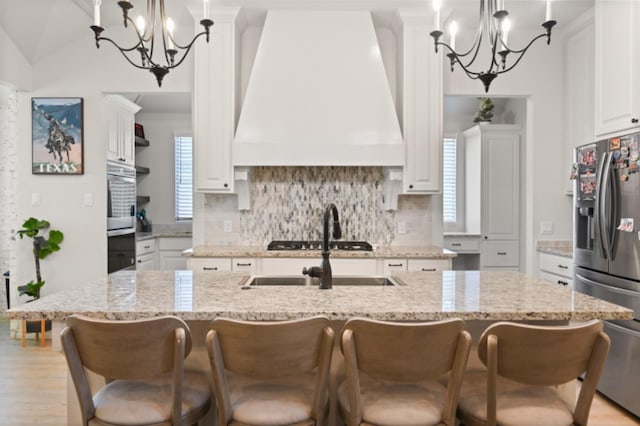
<box><xmin>48</xmin><ymin>230</ymin><xmax>64</xmax><ymax>244</ymax></box>
<box><xmin>18</xmin><ymin>280</ymin><xmax>45</xmax><ymax>298</ymax></box>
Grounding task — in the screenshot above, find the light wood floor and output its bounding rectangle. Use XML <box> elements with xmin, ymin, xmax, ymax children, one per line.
<box><xmin>0</xmin><ymin>320</ymin><xmax>638</xmax><ymax>426</ymax></box>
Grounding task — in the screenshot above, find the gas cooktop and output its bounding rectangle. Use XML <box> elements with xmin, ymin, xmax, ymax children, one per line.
<box><xmin>267</xmin><ymin>240</ymin><xmax>373</xmax><ymax>251</ymax></box>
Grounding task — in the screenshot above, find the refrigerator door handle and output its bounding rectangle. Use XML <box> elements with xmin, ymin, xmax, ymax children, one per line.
<box><xmin>597</xmin><ymin>152</ymin><xmax>611</xmax><ymax>259</ymax></box>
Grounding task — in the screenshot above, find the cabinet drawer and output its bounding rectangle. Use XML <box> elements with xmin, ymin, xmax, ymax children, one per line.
<box><xmin>136</xmin><ymin>239</ymin><xmax>156</xmax><ymax>256</ymax></box>
<box><xmin>261</xmin><ymin>258</ymin><xmax>376</xmax><ymax>276</ymax></box>
<box><xmin>540</xmin><ymin>271</ymin><xmax>573</xmax><ymax>288</ymax></box>
<box><xmin>383</xmin><ymin>259</ymin><xmax>407</xmax><ymax>275</ymax></box>
<box><xmin>444</xmin><ymin>237</ymin><xmax>480</xmax><ymax>253</ymax></box>
<box><xmin>232</xmin><ymin>258</ymin><xmax>257</xmax><ymax>273</ymax></box>
<box><xmin>481</xmin><ymin>241</ymin><xmax>519</xmax><ymax>267</ymax></box>
<box><xmin>407</xmin><ymin>259</ymin><xmax>451</xmax><ymax>272</ymax></box>
<box><xmin>187</xmin><ymin>258</ymin><xmax>232</xmax><ymax>272</ymax></box>
<box><xmin>539</xmin><ymin>253</ymin><xmax>574</xmax><ymax>278</ymax></box>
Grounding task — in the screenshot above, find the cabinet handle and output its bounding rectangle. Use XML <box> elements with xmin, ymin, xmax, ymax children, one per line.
<box><xmin>144</xmin><ymin>245</ymin><xmax>150</xmax><ymax>249</ymax></box>
<box><xmin>451</xmin><ymin>243</ymin><xmax>462</xmax><ymax>246</ymax></box>
<box><xmin>137</xmin><ymin>260</ymin><xmax>142</xmax><ymax>263</ymax></box>
<box><xmin>387</xmin><ymin>263</ymin><xmax>404</xmax><ymax>267</ymax></box>
<box><xmin>557</xmin><ymin>280</ymin><xmax>568</xmax><ymax>286</ymax></box>
<box><xmin>497</xmin><ymin>252</ymin><xmax>507</xmax><ymax>255</ymax></box>
<box><xmin>203</xmin><ymin>267</ymin><xmax>218</xmax><ymax>271</ymax></box>
<box><xmin>557</xmin><ymin>264</ymin><xmax>568</xmax><ymax>269</ymax></box>
<box><xmin>421</xmin><ymin>268</ymin><xmax>436</xmax><ymax>272</ymax></box>
<box><xmin>632</xmin><ymin>118</ymin><xmax>639</xmax><ymax>124</ymax></box>
<box><xmin>236</xmin><ymin>263</ymin><xmax>252</xmax><ymax>267</ymax></box>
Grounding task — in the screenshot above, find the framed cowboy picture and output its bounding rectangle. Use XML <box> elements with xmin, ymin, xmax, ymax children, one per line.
<box><xmin>32</xmin><ymin>97</ymin><xmax>84</xmax><ymax>175</ymax></box>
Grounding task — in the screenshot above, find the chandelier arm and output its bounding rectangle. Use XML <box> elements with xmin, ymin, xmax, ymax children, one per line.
<box><xmin>94</xmin><ymin>36</ymin><xmax>158</xmax><ymax>70</ymax></box>
<box><xmin>494</xmin><ymin>33</ymin><xmax>549</xmax><ymax>75</ymax></box>
<box><xmin>164</xmin><ymin>30</ymin><xmax>211</xmax><ymax>69</ymax></box>
<box><xmin>501</xmin><ymin>31</ymin><xmax>549</xmax><ymax>55</ymax></box>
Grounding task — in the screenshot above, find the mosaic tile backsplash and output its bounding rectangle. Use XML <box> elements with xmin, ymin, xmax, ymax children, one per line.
<box><xmin>203</xmin><ymin>167</ymin><xmax>434</xmax><ymax>247</ymax></box>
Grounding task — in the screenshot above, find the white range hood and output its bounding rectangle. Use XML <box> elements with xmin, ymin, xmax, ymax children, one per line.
<box><xmin>233</xmin><ymin>10</ymin><xmax>404</xmax><ymax>166</ymax></box>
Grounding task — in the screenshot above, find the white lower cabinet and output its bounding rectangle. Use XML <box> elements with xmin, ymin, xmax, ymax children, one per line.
<box><xmin>382</xmin><ymin>259</ymin><xmax>407</xmax><ymax>275</ymax></box>
<box><xmin>157</xmin><ymin>237</ymin><xmax>192</xmax><ymax>271</ymax></box>
<box><xmin>539</xmin><ymin>252</ymin><xmax>574</xmax><ymax>288</ymax></box>
<box><xmin>187</xmin><ymin>258</ymin><xmax>232</xmax><ymax>272</ymax></box>
<box><xmin>480</xmin><ymin>240</ymin><xmax>520</xmax><ymax>269</ymax></box>
<box><xmin>136</xmin><ymin>239</ymin><xmax>156</xmax><ymax>270</ymax></box>
<box><xmin>407</xmin><ymin>259</ymin><xmax>451</xmax><ymax>272</ymax></box>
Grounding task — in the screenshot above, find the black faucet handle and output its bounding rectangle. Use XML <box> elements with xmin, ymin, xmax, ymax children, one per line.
<box><xmin>302</xmin><ymin>266</ymin><xmax>322</xmax><ymax>278</ymax></box>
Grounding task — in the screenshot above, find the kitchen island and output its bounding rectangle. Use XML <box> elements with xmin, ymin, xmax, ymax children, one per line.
<box><xmin>7</xmin><ymin>270</ymin><xmax>632</xmax><ymax>426</ymax></box>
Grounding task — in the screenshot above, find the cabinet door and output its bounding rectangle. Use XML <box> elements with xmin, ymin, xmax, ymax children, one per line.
<box><xmin>540</xmin><ymin>271</ymin><xmax>573</xmax><ymax>289</ymax></box>
<box><xmin>480</xmin><ymin>240</ymin><xmax>519</xmax><ymax>268</ymax></box>
<box><xmin>538</xmin><ymin>252</ymin><xmax>574</xmax><ymax>278</ymax></box>
<box><xmin>193</xmin><ymin>11</ymin><xmax>238</xmax><ymax>192</ymax></box>
<box><xmin>481</xmin><ymin>127</ymin><xmax>520</xmax><ymax>240</ymax></box>
<box><xmin>594</xmin><ymin>0</ymin><xmax>640</xmax><ymax>136</ymax></box>
<box><xmin>106</xmin><ymin>107</ymin><xmax>121</xmax><ymax>163</ymax></box>
<box><xmin>401</xmin><ymin>13</ymin><xmax>442</xmax><ymax>193</ymax></box>
<box><xmin>120</xmin><ymin>112</ymin><xmax>135</xmax><ymax>166</ymax></box>
<box><xmin>136</xmin><ymin>253</ymin><xmax>155</xmax><ymax>271</ymax></box>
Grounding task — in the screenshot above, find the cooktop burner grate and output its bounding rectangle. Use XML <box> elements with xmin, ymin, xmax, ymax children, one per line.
<box><xmin>267</xmin><ymin>240</ymin><xmax>373</xmax><ymax>251</ymax></box>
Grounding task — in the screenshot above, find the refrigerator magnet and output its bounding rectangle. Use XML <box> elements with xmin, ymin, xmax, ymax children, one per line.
<box><xmin>617</xmin><ymin>218</ymin><xmax>634</xmax><ymax>232</ymax></box>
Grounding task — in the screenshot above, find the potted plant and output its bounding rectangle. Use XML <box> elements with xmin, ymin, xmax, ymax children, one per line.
<box><xmin>17</xmin><ymin>217</ymin><xmax>64</xmax><ymax>300</ymax></box>
<box><xmin>473</xmin><ymin>97</ymin><xmax>494</xmax><ymax>123</ymax></box>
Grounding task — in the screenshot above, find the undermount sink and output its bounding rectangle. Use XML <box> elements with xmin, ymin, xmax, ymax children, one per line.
<box><xmin>243</xmin><ymin>275</ymin><xmax>401</xmax><ymax>287</ymax></box>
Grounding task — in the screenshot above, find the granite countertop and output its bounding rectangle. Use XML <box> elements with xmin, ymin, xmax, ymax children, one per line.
<box><xmin>7</xmin><ymin>270</ymin><xmax>632</xmax><ymax>322</ymax></box>
<box><xmin>185</xmin><ymin>245</ymin><xmax>456</xmax><ymax>259</ymax></box>
<box><xmin>536</xmin><ymin>240</ymin><xmax>573</xmax><ymax>258</ymax></box>
<box><xmin>137</xmin><ymin>232</ymin><xmax>192</xmax><ymax>241</ymax></box>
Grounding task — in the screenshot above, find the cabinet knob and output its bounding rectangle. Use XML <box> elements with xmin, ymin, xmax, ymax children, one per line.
<box><xmin>223</xmin><ymin>183</ymin><xmax>228</xmax><ymax>188</ymax></box>
<box><xmin>409</xmin><ymin>184</ymin><xmax>414</xmax><ymax>189</ymax></box>
<box><xmin>632</xmin><ymin>118</ymin><xmax>639</xmax><ymax>124</ymax></box>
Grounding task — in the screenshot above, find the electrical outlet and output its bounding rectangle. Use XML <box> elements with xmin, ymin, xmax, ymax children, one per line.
<box><xmin>84</xmin><ymin>192</ymin><xmax>94</xmax><ymax>206</ymax></box>
<box><xmin>31</xmin><ymin>193</ymin><xmax>41</xmax><ymax>206</ymax></box>
<box><xmin>540</xmin><ymin>221</ymin><xmax>553</xmax><ymax>235</ymax></box>
<box><xmin>398</xmin><ymin>221</ymin><xmax>407</xmax><ymax>234</ymax></box>
<box><xmin>223</xmin><ymin>220</ymin><xmax>232</xmax><ymax>233</ymax></box>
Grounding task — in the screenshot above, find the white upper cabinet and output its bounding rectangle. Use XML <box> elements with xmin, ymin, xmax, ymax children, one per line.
<box><xmin>564</xmin><ymin>12</ymin><xmax>594</xmax><ymax>195</ymax></box>
<box><xmin>105</xmin><ymin>95</ymin><xmax>140</xmax><ymax>166</ymax></box>
<box><xmin>594</xmin><ymin>0</ymin><xmax>640</xmax><ymax>137</ymax></box>
<box><xmin>193</xmin><ymin>9</ymin><xmax>240</xmax><ymax>192</ymax></box>
<box><xmin>399</xmin><ymin>12</ymin><xmax>442</xmax><ymax>193</ymax></box>
<box><xmin>464</xmin><ymin>125</ymin><xmax>521</xmax><ymax>241</ymax></box>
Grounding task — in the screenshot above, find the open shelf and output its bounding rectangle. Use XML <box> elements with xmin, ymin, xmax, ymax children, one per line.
<box><xmin>135</xmin><ymin>136</ymin><xmax>150</xmax><ymax>147</ymax></box>
<box><xmin>136</xmin><ymin>195</ymin><xmax>150</xmax><ymax>204</ymax></box>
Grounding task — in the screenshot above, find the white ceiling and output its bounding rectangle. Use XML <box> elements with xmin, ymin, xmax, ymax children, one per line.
<box><xmin>1</xmin><ymin>0</ymin><xmax>593</xmax><ymax>114</ymax></box>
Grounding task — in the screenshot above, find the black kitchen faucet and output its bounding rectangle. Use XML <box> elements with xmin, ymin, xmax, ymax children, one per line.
<box><xmin>302</xmin><ymin>203</ymin><xmax>342</xmax><ymax>289</ymax></box>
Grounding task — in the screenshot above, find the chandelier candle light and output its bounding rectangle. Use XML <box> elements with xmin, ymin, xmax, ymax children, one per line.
<box><xmin>90</xmin><ymin>0</ymin><xmax>214</xmax><ymax>87</ymax></box>
<box><xmin>430</xmin><ymin>0</ymin><xmax>557</xmax><ymax>92</ymax></box>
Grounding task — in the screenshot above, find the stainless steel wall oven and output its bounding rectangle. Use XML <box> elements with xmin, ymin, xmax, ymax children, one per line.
<box><xmin>107</xmin><ymin>163</ymin><xmax>136</xmax><ymax>273</ymax></box>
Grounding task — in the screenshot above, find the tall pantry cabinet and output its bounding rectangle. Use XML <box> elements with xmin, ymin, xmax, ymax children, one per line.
<box><xmin>464</xmin><ymin>124</ymin><xmax>521</xmax><ymax>270</ymax></box>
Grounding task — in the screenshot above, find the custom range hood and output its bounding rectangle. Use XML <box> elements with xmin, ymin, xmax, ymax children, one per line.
<box><xmin>233</xmin><ymin>10</ymin><xmax>404</xmax><ymax>166</ymax></box>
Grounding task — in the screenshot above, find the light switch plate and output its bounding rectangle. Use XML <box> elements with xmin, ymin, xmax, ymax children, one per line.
<box><xmin>398</xmin><ymin>221</ymin><xmax>407</xmax><ymax>234</ymax></box>
<box><xmin>84</xmin><ymin>192</ymin><xmax>94</xmax><ymax>206</ymax></box>
<box><xmin>540</xmin><ymin>221</ymin><xmax>553</xmax><ymax>234</ymax></box>
<box><xmin>31</xmin><ymin>192</ymin><xmax>41</xmax><ymax>206</ymax></box>
<box><xmin>223</xmin><ymin>220</ymin><xmax>232</xmax><ymax>233</ymax></box>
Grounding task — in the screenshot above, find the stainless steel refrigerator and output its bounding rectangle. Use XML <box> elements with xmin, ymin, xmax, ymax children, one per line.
<box><xmin>574</xmin><ymin>133</ymin><xmax>640</xmax><ymax>418</ymax></box>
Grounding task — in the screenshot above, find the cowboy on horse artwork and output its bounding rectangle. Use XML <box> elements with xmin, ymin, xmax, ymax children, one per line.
<box><xmin>32</xmin><ymin>98</ymin><xmax>83</xmax><ymax>175</ymax></box>
<box><xmin>44</xmin><ymin>113</ymin><xmax>75</xmax><ymax>163</ymax></box>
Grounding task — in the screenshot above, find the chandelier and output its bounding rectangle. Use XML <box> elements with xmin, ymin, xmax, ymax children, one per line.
<box><xmin>90</xmin><ymin>0</ymin><xmax>214</xmax><ymax>87</ymax></box>
<box><xmin>430</xmin><ymin>0</ymin><xmax>557</xmax><ymax>92</ymax></box>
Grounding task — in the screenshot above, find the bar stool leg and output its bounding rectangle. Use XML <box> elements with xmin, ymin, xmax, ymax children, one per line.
<box><xmin>41</xmin><ymin>320</ymin><xmax>46</xmax><ymax>347</ymax></box>
<box><xmin>21</xmin><ymin>320</ymin><xmax>26</xmax><ymax>348</ymax></box>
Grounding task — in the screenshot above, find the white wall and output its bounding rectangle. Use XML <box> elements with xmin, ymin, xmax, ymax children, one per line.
<box><xmin>0</xmin><ymin>24</ymin><xmax>32</xmax><ymax>89</ymax></box>
<box><xmin>135</xmin><ymin>112</ymin><xmax>192</xmax><ymax>226</ymax></box>
<box><xmin>444</xmin><ymin>28</ymin><xmax>571</xmax><ymax>274</ymax></box>
<box><xmin>7</xmin><ymin>23</ymin><xmax>193</xmax><ymax>304</ymax></box>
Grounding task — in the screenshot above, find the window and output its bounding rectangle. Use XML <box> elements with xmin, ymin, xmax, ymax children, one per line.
<box><xmin>175</xmin><ymin>135</ymin><xmax>193</xmax><ymax>220</ymax></box>
<box><xmin>442</xmin><ymin>138</ymin><xmax>457</xmax><ymax>224</ymax></box>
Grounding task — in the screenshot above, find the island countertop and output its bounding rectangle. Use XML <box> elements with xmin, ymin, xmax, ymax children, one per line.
<box><xmin>7</xmin><ymin>270</ymin><xmax>632</xmax><ymax>322</ymax></box>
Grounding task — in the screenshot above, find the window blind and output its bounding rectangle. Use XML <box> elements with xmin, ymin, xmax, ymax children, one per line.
<box><xmin>442</xmin><ymin>138</ymin><xmax>457</xmax><ymax>224</ymax></box>
<box><xmin>175</xmin><ymin>136</ymin><xmax>193</xmax><ymax>220</ymax></box>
